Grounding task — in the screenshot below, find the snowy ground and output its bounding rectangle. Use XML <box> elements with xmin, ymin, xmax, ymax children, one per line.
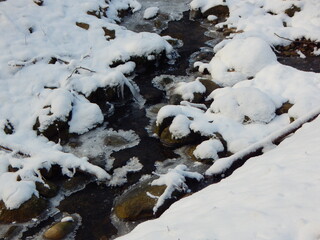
<box><xmin>1</xmin><ymin>0</ymin><xmax>320</xmax><ymax>239</ymax></box>
<box><xmin>117</xmin><ymin>115</ymin><xmax>320</xmax><ymax>240</ymax></box>
<box><xmin>116</xmin><ymin>0</ymin><xmax>320</xmax><ymax>239</ymax></box>
<box><xmin>0</xmin><ymin>0</ymin><xmax>172</xmax><ymax>209</ymax></box>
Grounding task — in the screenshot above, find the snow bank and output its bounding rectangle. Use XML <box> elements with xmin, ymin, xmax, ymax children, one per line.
<box><xmin>117</xmin><ymin>116</ymin><xmax>320</xmax><ymax>240</ymax></box>
<box><xmin>0</xmin><ymin>0</ymin><xmax>172</xmax><ymax>209</ymax></box>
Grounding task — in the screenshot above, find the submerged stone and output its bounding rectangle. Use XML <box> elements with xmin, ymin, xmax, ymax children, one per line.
<box><xmin>36</xmin><ymin>180</ymin><xmax>59</xmax><ymax>198</ymax></box>
<box><xmin>114</xmin><ymin>182</ymin><xmax>166</xmax><ymax>221</ymax></box>
<box><xmin>43</xmin><ymin>217</ymin><xmax>76</xmax><ymax>240</ymax></box>
<box><xmin>160</xmin><ymin>127</ymin><xmax>201</xmax><ymax>148</ymax></box>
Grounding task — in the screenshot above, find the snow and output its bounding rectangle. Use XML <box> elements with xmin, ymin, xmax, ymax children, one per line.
<box><xmin>117</xmin><ymin>0</ymin><xmax>320</xmax><ymax>239</ymax></box>
<box><xmin>0</xmin><ymin>0</ymin><xmax>172</xmax><ymax>209</ymax></box>
<box><xmin>207</xmin><ymin>37</ymin><xmax>277</xmax><ymax>87</ymax></box>
<box><xmin>61</xmin><ymin>216</ymin><xmax>74</xmax><ymax>223</ymax></box>
<box><xmin>151</xmin><ymin>164</ymin><xmax>203</xmax><ymax>213</ymax></box>
<box><xmin>116</xmin><ymin>115</ymin><xmax>320</xmax><ymax>240</ymax></box>
<box><xmin>193</xmin><ymin>138</ymin><xmax>224</xmax><ymax>160</ymax></box>
<box><xmin>209</xmin><ymin>87</ymin><xmax>276</xmax><ymax>123</ymax></box>
<box><xmin>143</xmin><ymin>7</ymin><xmax>159</xmax><ymax>20</ymax></box>
<box><xmin>173</xmin><ymin>79</ymin><xmax>206</xmax><ymax>101</ymax></box>
<box><xmin>109</xmin><ymin>157</ymin><xmax>143</xmax><ymax>187</ymax></box>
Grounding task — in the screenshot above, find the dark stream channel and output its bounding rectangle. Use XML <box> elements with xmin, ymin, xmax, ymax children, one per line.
<box><xmin>18</xmin><ymin>9</ymin><xmax>320</xmax><ymax>240</ymax></box>
<box><xmin>19</xmin><ymin>11</ymin><xmax>214</xmax><ymax>240</ymax></box>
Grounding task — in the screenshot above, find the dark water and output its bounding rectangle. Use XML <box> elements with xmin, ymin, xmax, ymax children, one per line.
<box><xmin>18</xmin><ymin>11</ymin><xmax>214</xmax><ymax>240</ymax></box>
<box><xmin>18</xmin><ymin>8</ymin><xmax>319</xmax><ymax>240</ymax></box>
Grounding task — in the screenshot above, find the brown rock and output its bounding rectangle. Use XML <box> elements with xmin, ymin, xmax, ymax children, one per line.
<box><xmin>276</xmin><ymin>102</ymin><xmax>293</xmax><ymax>115</ymax></box>
<box><xmin>43</xmin><ymin>219</ymin><xmax>75</xmax><ymax>240</ymax></box>
<box><xmin>76</xmin><ymin>22</ymin><xmax>90</xmax><ymax>30</ymax></box>
<box><xmin>0</xmin><ymin>195</ymin><xmax>47</xmax><ymax>223</ymax></box>
<box><xmin>114</xmin><ymin>182</ymin><xmax>166</xmax><ymax>221</ymax></box>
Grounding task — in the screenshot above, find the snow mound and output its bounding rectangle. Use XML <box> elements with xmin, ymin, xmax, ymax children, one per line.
<box><xmin>143</xmin><ymin>7</ymin><xmax>159</xmax><ymax>20</ymax></box>
<box><xmin>207</xmin><ymin>37</ymin><xmax>277</xmax><ymax>86</ymax></box>
<box><xmin>209</xmin><ymin>87</ymin><xmax>276</xmax><ymax>123</ymax></box>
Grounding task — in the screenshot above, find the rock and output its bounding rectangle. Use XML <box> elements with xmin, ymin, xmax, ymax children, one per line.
<box><xmin>285</xmin><ymin>5</ymin><xmax>301</xmax><ymax>17</ymax></box>
<box><xmin>3</xmin><ymin>120</ymin><xmax>14</xmax><ymax>134</ymax></box>
<box><xmin>62</xmin><ymin>173</ymin><xmax>92</xmax><ymax>192</ymax></box>
<box><xmin>36</xmin><ymin>180</ymin><xmax>59</xmax><ymax>198</ymax></box>
<box><xmin>189</xmin><ymin>9</ymin><xmax>202</xmax><ymax>20</ymax></box>
<box><xmin>159</xmin><ymin>126</ymin><xmax>202</xmax><ymax>148</ymax></box>
<box><xmin>3</xmin><ymin>225</ymin><xmax>23</xmax><ymax>239</ymax></box>
<box><xmin>198</xmin><ymin>78</ymin><xmax>220</xmax><ymax>97</ymax></box>
<box><xmin>203</xmin><ymin>5</ymin><xmax>229</xmax><ymax>18</ymax></box>
<box><xmin>33</xmin><ymin>0</ymin><xmax>43</xmax><ymax>6</ymax></box>
<box><xmin>169</xmin><ymin>93</ymin><xmax>183</xmax><ymax>105</ymax></box>
<box><xmin>114</xmin><ymin>182</ymin><xmax>166</xmax><ymax>221</ymax></box>
<box><xmin>276</xmin><ymin>102</ymin><xmax>293</xmax><ymax>115</ymax></box>
<box><xmin>33</xmin><ymin>105</ymin><xmax>72</xmax><ymax>143</ymax></box>
<box><xmin>76</xmin><ymin>22</ymin><xmax>90</xmax><ymax>30</ymax></box>
<box><xmin>43</xmin><ymin>217</ymin><xmax>76</xmax><ymax>240</ymax></box>
<box><xmin>102</xmin><ymin>27</ymin><xmax>115</xmax><ymax>40</ymax></box>
<box><xmin>0</xmin><ymin>195</ymin><xmax>48</xmax><ymax>223</ymax></box>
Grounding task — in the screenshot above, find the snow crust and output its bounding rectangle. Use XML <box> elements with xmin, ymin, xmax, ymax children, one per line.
<box><xmin>0</xmin><ymin>0</ymin><xmax>172</xmax><ymax>209</ymax></box>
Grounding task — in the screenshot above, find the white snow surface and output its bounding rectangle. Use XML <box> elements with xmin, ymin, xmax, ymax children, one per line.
<box><xmin>117</xmin><ymin>116</ymin><xmax>320</xmax><ymax>240</ymax></box>
<box><xmin>151</xmin><ymin>164</ymin><xmax>203</xmax><ymax>213</ymax></box>
<box><xmin>119</xmin><ymin>0</ymin><xmax>320</xmax><ymax>239</ymax></box>
<box><xmin>0</xmin><ymin>0</ymin><xmax>172</xmax><ymax>209</ymax></box>
<box><xmin>143</xmin><ymin>7</ymin><xmax>159</xmax><ymax>20</ymax></box>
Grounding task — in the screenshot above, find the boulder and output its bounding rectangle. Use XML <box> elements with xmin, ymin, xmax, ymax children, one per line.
<box><xmin>36</xmin><ymin>180</ymin><xmax>59</xmax><ymax>198</ymax></box>
<box><xmin>0</xmin><ymin>195</ymin><xmax>47</xmax><ymax>223</ymax></box>
<box><xmin>114</xmin><ymin>182</ymin><xmax>166</xmax><ymax>221</ymax></box>
<box><xmin>43</xmin><ymin>217</ymin><xmax>76</xmax><ymax>240</ymax></box>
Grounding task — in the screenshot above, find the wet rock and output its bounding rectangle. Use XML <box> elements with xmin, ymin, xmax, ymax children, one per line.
<box><xmin>169</xmin><ymin>93</ymin><xmax>183</xmax><ymax>105</ymax></box>
<box><xmin>159</xmin><ymin>126</ymin><xmax>202</xmax><ymax>148</ymax></box>
<box><xmin>114</xmin><ymin>182</ymin><xmax>166</xmax><ymax>221</ymax></box>
<box><xmin>43</xmin><ymin>217</ymin><xmax>76</xmax><ymax>240</ymax></box>
<box><xmin>190</xmin><ymin>5</ymin><xmax>229</xmax><ymax>20</ymax></box>
<box><xmin>198</xmin><ymin>78</ymin><xmax>220</xmax><ymax>97</ymax></box>
<box><xmin>33</xmin><ymin>0</ymin><xmax>43</xmax><ymax>6</ymax></box>
<box><xmin>36</xmin><ymin>180</ymin><xmax>59</xmax><ymax>198</ymax></box>
<box><xmin>102</xmin><ymin>27</ymin><xmax>115</xmax><ymax>40</ymax></box>
<box><xmin>285</xmin><ymin>5</ymin><xmax>301</xmax><ymax>17</ymax></box>
<box><xmin>76</xmin><ymin>22</ymin><xmax>90</xmax><ymax>30</ymax></box>
<box><xmin>87</xmin><ymin>6</ymin><xmax>108</xmax><ymax>19</ymax></box>
<box><xmin>39</xmin><ymin>165</ymin><xmax>63</xmax><ymax>180</ymax></box>
<box><xmin>203</xmin><ymin>5</ymin><xmax>229</xmax><ymax>18</ymax></box>
<box><xmin>0</xmin><ymin>195</ymin><xmax>48</xmax><ymax>223</ymax></box>
<box><xmin>33</xmin><ymin>116</ymin><xmax>71</xmax><ymax>143</ymax></box>
<box><xmin>104</xmin><ymin>134</ymin><xmax>130</xmax><ymax>147</ymax></box>
<box><xmin>276</xmin><ymin>102</ymin><xmax>293</xmax><ymax>115</ymax></box>
<box><xmin>62</xmin><ymin>172</ymin><xmax>92</xmax><ymax>192</ymax></box>
<box><xmin>3</xmin><ymin>225</ymin><xmax>23</xmax><ymax>239</ymax></box>
<box><xmin>3</xmin><ymin>119</ymin><xmax>14</xmax><ymax>135</ymax></box>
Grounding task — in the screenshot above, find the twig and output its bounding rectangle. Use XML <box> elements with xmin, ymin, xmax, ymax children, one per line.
<box><xmin>66</xmin><ymin>66</ymin><xmax>96</xmax><ymax>80</ymax></box>
<box><xmin>274</xmin><ymin>33</ymin><xmax>315</xmax><ymax>44</ymax></box>
<box><xmin>206</xmin><ymin>106</ymin><xmax>320</xmax><ymax>176</ymax></box>
<box><xmin>0</xmin><ymin>145</ymin><xmax>13</xmax><ymax>153</ymax></box>
<box><xmin>274</xmin><ymin>33</ymin><xmax>295</xmax><ymax>42</ymax></box>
